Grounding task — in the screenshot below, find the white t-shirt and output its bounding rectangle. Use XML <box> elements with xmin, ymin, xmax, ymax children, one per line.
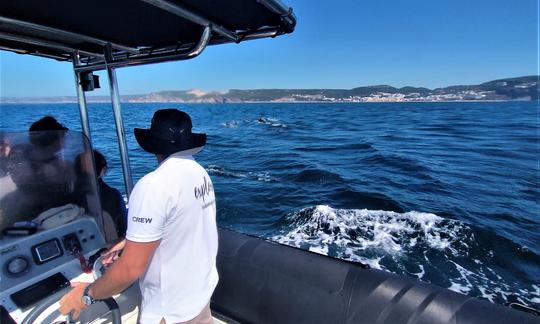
<box><xmin>126</xmin><ymin>154</ymin><xmax>218</xmax><ymax>323</ymax></box>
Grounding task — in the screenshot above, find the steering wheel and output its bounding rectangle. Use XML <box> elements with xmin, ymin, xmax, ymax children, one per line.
<box><xmin>22</xmin><ymin>251</ymin><xmax>121</xmax><ymax>324</ymax></box>
<box><xmin>20</xmin><ymin>287</ymin><xmax>121</xmax><ymax>324</ymax></box>
<box><xmin>21</xmin><ymin>256</ymin><xmax>119</xmax><ymax>324</ymax></box>
<box><xmin>92</xmin><ymin>255</ymin><xmax>106</xmax><ymax>280</ymax></box>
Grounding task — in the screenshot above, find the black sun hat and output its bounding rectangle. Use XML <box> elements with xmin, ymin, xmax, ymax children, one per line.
<box><xmin>134</xmin><ymin>109</ymin><xmax>206</xmax><ymax>155</ymax></box>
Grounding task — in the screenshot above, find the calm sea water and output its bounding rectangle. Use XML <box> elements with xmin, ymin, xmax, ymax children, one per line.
<box><xmin>1</xmin><ymin>102</ymin><xmax>539</xmax><ymax>307</ymax></box>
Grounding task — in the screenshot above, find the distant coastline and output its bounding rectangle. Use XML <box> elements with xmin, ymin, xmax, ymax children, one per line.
<box><xmin>0</xmin><ymin>99</ymin><xmax>521</xmax><ymax>105</ymax></box>
<box><xmin>2</xmin><ymin>75</ymin><xmax>538</xmax><ymax>104</ymax></box>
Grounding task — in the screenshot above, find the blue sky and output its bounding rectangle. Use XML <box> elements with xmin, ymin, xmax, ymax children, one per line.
<box><xmin>0</xmin><ymin>0</ymin><xmax>538</xmax><ymax>97</ymax></box>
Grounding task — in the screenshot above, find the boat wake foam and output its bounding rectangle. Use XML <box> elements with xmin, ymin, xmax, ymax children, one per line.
<box><xmin>272</xmin><ymin>205</ymin><xmax>460</xmax><ymax>265</ymax></box>
<box><xmin>270</xmin><ymin>205</ymin><xmax>540</xmax><ymax>307</ymax></box>
<box><xmin>207</xmin><ymin>164</ymin><xmax>276</xmax><ymax>182</ymax></box>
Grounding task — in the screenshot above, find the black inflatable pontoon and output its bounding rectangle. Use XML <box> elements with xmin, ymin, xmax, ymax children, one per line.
<box><xmin>212</xmin><ymin>230</ymin><xmax>539</xmax><ymax>324</ymax></box>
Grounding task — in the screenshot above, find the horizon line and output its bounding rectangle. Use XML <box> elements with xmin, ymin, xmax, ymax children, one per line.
<box><xmin>1</xmin><ymin>74</ymin><xmax>537</xmax><ymax>99</ymax></box>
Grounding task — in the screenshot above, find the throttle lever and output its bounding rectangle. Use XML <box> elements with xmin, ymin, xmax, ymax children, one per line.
<box><xmin>70</xmin><ymin>246</ymin><xmax>92</xmax><ymax>273</ymax></box>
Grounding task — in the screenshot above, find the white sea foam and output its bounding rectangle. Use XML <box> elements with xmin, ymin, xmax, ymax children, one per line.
<box><xmin>445</xmin><ymin>258</ymin><xmax>536</xmax><ymax>304</ymax></box>
<box><xmin>270</xmin><ymin>205</ymin><xmax>540</xmax><ymax>307</ymax></box>
<box><xmin>272</xmin><ymin>205</ymin><xmax>459</xmax><ymax>259</ymax></box>
<box><xmin>207</xmin><ymin>164</ymin><xmax>276</xmax><ymax>182</ymax></box>
<box><xmin>221</xmin><ymin>120</ymin><xmax>241</xmax><ymax>128</ymax></box>
<box><xmin>207</xmin><ymin>165</ymin><xmax>248</xmax><ymax>178</ymax></box>
<box><xmin>357</xmin><ymin>255</ymin><xmax>383</xmax><ymax>270</ymax></box>
<box><xmin>271</xmin><ymin>205</ymin><xmax>465</xmax><ymax>278</ymax></box>
<box><xmin>478</xmin><ymin>287</ymin><xmax>496</xmax><ymax>303</ymax></box>
<box><xmin>414</xmin><ymin>264</ymin><xmax>425</xmax><ymax>279</ymax></box>
<box><xmin>531</xmin><ymin>285</ymin><xmax>540</xmax><ymax>304</ymax></box>
<box><xmin>308</xmin><ymin>245</ymin><xmax>328</xmax><ymax>255</ymax></box>
<box><xmin>449</xmin><ymin>282</ymin><xmax>472</xmax><ymax>294</ymax></box>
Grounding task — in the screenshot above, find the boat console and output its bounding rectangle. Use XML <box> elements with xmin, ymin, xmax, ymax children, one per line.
<box><xmin>1</xmin><ymin>218</ymin><xmax>105</xmax><ymax>322</ymax></box>
<box><xmin>0</xmin><ymin>130</ymin><xmax>139</xmax><ymax>323</ymax></box>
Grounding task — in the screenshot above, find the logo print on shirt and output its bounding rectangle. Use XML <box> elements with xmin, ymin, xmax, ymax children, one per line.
<box><xmin>132</xmin><ymin>217</ymin><xmax>153</xmax><ymax>223</ymax></box>
<box><xmin>194</xmin><ymin>177</ymin><xmax>215</xmax><ymax>209</ymax></box>
<box><xmin>194</xmin><ymin>177</ymin><xmax>214</xmax><ymax>203</ymax></box>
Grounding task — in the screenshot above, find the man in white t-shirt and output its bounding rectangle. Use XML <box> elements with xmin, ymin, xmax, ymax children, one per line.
<box><xmin>60</xmin><ymin>109</ymin><xmax>218</xmax><ymax>324</ymax></box>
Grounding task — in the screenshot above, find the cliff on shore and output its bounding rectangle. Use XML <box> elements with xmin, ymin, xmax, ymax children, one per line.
<box><xmin>2</xmin><ymin>76</ymin><xmax>538</xmax><ymax>104</ymax></box>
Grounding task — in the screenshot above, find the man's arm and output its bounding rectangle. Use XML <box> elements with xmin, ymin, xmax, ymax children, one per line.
<box><xmin>59</xmin><ymin>239</ymin><xmax>159</xmax><ymax>319</ymax></box>
<box><xmin>91</xmin><ymin>239</ymin><xmax>159</xmax><ymax>298</ymax></box>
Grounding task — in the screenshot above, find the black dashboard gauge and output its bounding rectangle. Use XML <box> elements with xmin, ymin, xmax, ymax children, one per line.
<box><xmin>31</xmin><ymin>238</ymin><xmax>63</xmax><ymax>264</ymax></box>
<box><xmin>5</xmin><ymin>256</ymin><xmax>30</xmax><ymax>277</ymax></box>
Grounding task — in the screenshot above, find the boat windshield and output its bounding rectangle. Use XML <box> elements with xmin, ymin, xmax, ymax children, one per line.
<box><xmin>0</xmin><ymin>130</ymin><xmax>103</xmax><ymax>236</ymax></box>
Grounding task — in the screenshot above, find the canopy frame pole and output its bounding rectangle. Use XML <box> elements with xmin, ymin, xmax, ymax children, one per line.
<box><xmin>74</xmin><ymin>26</ymin><xmax>211</xmax><ymax>73</ymax></box>
<box><xmin>72</xmin><ymin>52</ymin><xmax>91</xmax><ymax>139</ymax></box>
<box><xmin>0</xmin><ymin>44</ymin><xmax>68</xmax><ymax>61</ymax></box>
<box><xmin>105</xmin><ymin>44</ymin><xmax>134</xmax><ymax>197</ymax></box>
<box><xmin>139</xmin><ymin>0</ymin><xmax>238</xmax><ymax>42</ymax></box>
<box><xmin>0</xmin><ymin>31</ymin><xmax>103</xmax><ymax>58</ymax></box>
<box><xmin>0</xmin><ymin>16</ymin><xmax>139</xmax><ymax>54</ymax></box>
<box><xmin>257</xmin><ymin>0</ymin><xmax>296</xmax><ymax>29</ymax></box>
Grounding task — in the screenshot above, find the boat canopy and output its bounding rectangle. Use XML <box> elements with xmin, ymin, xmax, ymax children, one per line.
<box><xmin>0</xmin><ymin>0</ymin><xmax>296</xmax><ymax>71</ymax></box>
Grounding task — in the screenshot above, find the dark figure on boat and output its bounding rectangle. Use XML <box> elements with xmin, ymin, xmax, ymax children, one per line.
<box><xmin>76</xmin><ymin>150</ymin><xmax>127</xmax><ymax>239</ymax></box>
<box><xmin>0</xmin><ymin>117</ymin><xmax>74</xmax><ymax>229</ymax></box>
<box><xmin>27</xmin><ymin>117</ymin><xmax>74</xmax><ymax>209</ymax></box>
<box><xmin>0</xmin><ymin>132</ymin><xmax>10</xmax><ymax>177</ymax></box>
<box><xmin>28</xmin><ymin>116</ymin><xmax>69</xmax><ymax>158</ymax></box>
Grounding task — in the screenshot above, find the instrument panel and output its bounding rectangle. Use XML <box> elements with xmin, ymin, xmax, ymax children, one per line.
<box><xmin>4</xmin><ymin>256</ymin><xmax>31</xmax><ymax>277</ymax></box>
<box><xmin>0</xmin><ymin>218</ymin><xmax>105</xmax><ymax>318</ymax></box>
<box><xmin>32</xmin><ymin>238</ymin><xmax>63</xmax><ymax>264</ymax></box>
